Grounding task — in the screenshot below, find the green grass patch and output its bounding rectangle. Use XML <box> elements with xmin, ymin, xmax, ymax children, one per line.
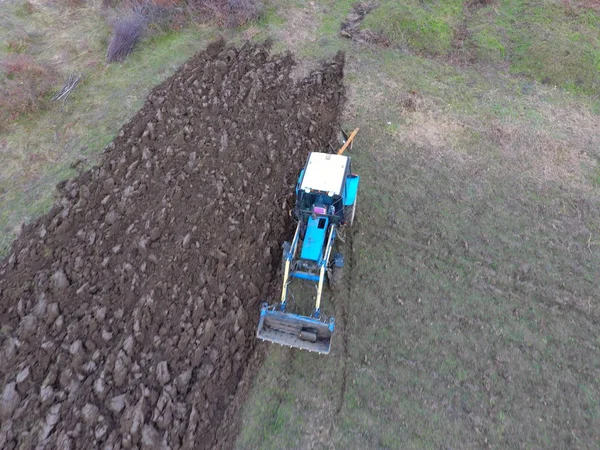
<box><xmin>470</xmin><ymin>27</ymin><xmax>506</xmax><ymax>63</ymax></box>
<box><xmin>468</xmin><ymin>0</ymin><xmax>600</xmax><ymax>94</ymax></box>
<box><xmin>592</xmin><ymin>165</ymin><xmax>600</xmax><ymax>188</ymax></box>
<box><xmin>292</xmin><ymin>0</ymin><xmax>355</xmax><ymax>58</ymax></box>
<box><xmin>355</xmin><ymin>0</ymin><xmax>600</xmax><ymax>94</ymax></box>
<box><xmin>255</xmin><ymin>2</ymin><xmax>287</xmax><ymax>28</ymax></box>
<box><xmin>319</xmin><ymin>0</ymin><xmax>356</xmax><ymax>36</ymax></box>
<box><xmin>361</xmin><ymin>0</ymin><xmax>464</xmax><ymax>56</ymax></box>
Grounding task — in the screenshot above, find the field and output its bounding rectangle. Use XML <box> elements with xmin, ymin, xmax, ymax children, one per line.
<box><xmin>236</xmin><ymin>1</ymin><xmax>600</xmax><ymax>448</ymax></box>
<box><xmin>1</xmin><ymin>0</ymin><xmax>600</xmax><ymax>449</ymax></box>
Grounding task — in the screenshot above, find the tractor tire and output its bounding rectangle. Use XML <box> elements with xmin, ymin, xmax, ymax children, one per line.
<box><xmin>328</xmin><ymin>265</ymin><xmax>344</xmax><ymax>291</ymax></box>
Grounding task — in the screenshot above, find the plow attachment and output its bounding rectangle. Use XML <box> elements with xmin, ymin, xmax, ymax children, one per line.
<box><xmin>257</xmin><ymin>304</ymin><xmax>335</xmax><ymax>354</ymax></box>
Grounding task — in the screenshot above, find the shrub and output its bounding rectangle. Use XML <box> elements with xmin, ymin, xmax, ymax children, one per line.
<box><xmin>106</xmin><ymin>11</ymin><xmax>147</xmax><ymax>62</ymax></box>
<box><xmin>140</xmin><ymin>1</ymin><xmax>179</xmax><ymax>31</ymax></box>
<box><xmin>227</xmin><ymin>0</ymin><xmax>262</xmax><ymax>26</ymax></box>
<box><xmin>103</xmin><ymin>0</ymin><xmax>262</xmax><ymax>63</ymax></box>
<box><xmin>0</xmin><ymin>55</ymin><xmax>58</xmax><ymax>130</ymax></box>
<box><xmin>105</xmin><ymin>1</ymin><xmax>185</xmax><ymax>62</ymax></box>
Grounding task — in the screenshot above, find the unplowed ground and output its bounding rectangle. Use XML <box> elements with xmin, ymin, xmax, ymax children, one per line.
<box><xmin>0</xmin><ymin>40</ymin><xmax>345</xmax><ymax>450</ymax></box>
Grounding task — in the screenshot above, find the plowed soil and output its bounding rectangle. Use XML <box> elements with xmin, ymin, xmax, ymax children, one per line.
<box><xmin>0</xmin><ymin>40</ymin><xmax>345</xmax><ymax>450</ymax></box>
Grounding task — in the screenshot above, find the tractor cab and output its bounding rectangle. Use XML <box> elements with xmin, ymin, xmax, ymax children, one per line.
<box><xmin>295</xmin><ymin>152</ymin><xmax>358</xmax><ymax>226</ymax></box>
<box><xmin>295</xmin><ymin>152</ymin><xmax>351</xmax><ymax>263</ymax></box>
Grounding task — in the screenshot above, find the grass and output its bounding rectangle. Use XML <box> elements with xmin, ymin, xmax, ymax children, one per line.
<box><xmin>361</xmin><ymin>0</ymin><xmax>464</xmax><ymax>56</ymax></box>
<box><xmin>471</xmin><ymin>27</ymin><xmax>507</xmax><ymax>62</ymax></box>
<box><xmin>0</xmin><ymin>54</ymin><xmax>59</xmax><ymax>130</ymax></box>
<box><xmin>468</xmin><ymin>0</ymin><xmax>600</xmax><ymax>94</ymax></box>
<box><xmin>353</xmin><ymin>0</ymin><xmax>600</xmax><ymax>95</ymax></box>
<box><xmin>235</xmin><ymin>1</ymin><xmax>600</xmax><ymax>449</ymax></box>
<box><xmin>341</xmin><ymin>141</ymin><xmax>600</xmax><ymax>448</ymax></box>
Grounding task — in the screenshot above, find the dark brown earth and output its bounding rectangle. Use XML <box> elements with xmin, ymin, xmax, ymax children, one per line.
<box><xmin>0</xmin><ymin>39</ymin><xmax>345</xmax><ymax>450</ymax></box>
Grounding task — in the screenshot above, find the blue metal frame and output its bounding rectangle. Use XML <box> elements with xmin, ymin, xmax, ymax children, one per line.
<box><xmin>260</xmin><ymin>303</ymin><xmax>336</xmax><ymax>334</ymax></box>
<box><xmin>344</xmin><ymin>174</ymin><xmax>360</xmax><ymax>206</ymax></box>
<box><xmin>280</xmin><ymin>222</ymin><xmax>337</xmax><ymax>319</ymax></box>
<box><xmin>300</xmin><ymin>215</ymin><xmax>329</xmax><ymax>261</ymax></box>
<box><xmin>290</xmin><ymin>271</ymin><xmax>321</xmax><ymax>282</ymax></box>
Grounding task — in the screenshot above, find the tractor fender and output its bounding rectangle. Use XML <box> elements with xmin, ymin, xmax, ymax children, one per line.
<box><xmin>295</xmin><ymin>169</ymin><xmax>305</xmax><ymax>196</ymax></box>
<box><xmin>344</xmin><ymin>174</ymin><xmax>360</xmax><ymax>206</ymax></box>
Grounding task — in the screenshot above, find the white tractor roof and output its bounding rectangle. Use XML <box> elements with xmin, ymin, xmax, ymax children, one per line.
<box><xmin>300</xmin><ymin>152</ymin><xmax>349</xmax><ymax>196</ymax></box>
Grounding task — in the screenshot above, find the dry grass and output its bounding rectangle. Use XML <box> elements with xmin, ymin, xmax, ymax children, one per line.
<box><xmin>237</xmin><ymin>3</ymin><xmax>600</xmax><ymax>448</ymax></box>
<box><xmin>562</xmin><ymin>0</ymin><xmax>600</xmax><ymax>10</ymax></box>
<box><xmin>0</xmin><ymin>55</ymin><xmax>59</xmax><ymax>131</ymax></box>
<box><xmin>276</xmin><ymin>7</ymin><xmax>318</xmax><ymax>50</ymax></box>
<box><xmin>353</xmin><ymin>61</ymin><xmax>600</xmax><ymax>191</ymax></box>
<box><xmin>22</xmin><ymin>2</ymin><xmax>110</xmax><ymax>72</ymax></box>
<box><xmin>400</xmin><ymin>100</ymin><xmax>465</xmax><ymax>150</ymax></box>
<box><xmin>56</xmin><ymin>0</ymin><xmax>88</xmax><ymax>7</ymax></box>
<box><xmin>188</xmin><ymin>0</ymin><xmax>263</xmax><ymax>27</ymax></box>
<box><xmin>485</xmin><ymin>124</ymin><xmax>597</xmax><ymax>189</ymax></box>
<box><xmin>398</xmin><ymin>99</ymin><xmax>599</xmax><ymax>191</ymax></box>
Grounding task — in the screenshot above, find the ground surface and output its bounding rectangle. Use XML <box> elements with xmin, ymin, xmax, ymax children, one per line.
<box><xmin>2</xmin><ymin>0</ymin><xmax>600</xmax><ymax>449</ymax></box>
<box><xmin>0</xmin><ymin>0</ymin><xmax>217</xmax><ymax>254</ymax></box>
<box><xmin>235</xmin><ymin>1</ymin><xmax>600</xmax><ymax>449</ymax></box>
<box><xmin>0</xmin><ymin>40</ymin><xmax>345</xmax><ymax>449</ymax></box>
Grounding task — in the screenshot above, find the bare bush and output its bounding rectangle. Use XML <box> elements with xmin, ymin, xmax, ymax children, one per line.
<box><xmin>228</xmin><ymin>0</ymin><xmax>262</xmax><ymax>25</ymax></box>
<box><xmin>138</xmin><ymin>1</ymin><xmax>178</xmax><ymax>30</ymax></box>
<box><xmin>103</xmin><ymin>0</ymin><xmax>261</xmax><ymax>45</ymax></box>
<box><xmin>103</xmin><ymin>0</ymin><xmax>262</xmax><ymax>63</ymax></box>
<box><xmin>105</xmin><ymin>1</ymin><xmax>182</xmax><ymax>62</ymax></box>
<box><xmin>106</xmin><ymin>12</ymin><xmax>147</xmax><ymax>62</ymax></box>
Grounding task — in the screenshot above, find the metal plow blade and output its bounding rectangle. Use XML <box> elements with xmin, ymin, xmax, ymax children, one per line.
<box><xmin>257</xmin><ymin>305</ymin><xmax>334</xmax><ymax>354</ymax></box>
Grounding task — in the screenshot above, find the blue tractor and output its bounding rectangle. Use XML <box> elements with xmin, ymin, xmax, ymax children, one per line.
<box><xmin>257</xmin><ymin>129</ymin><xmax>360</xmax><ymax>354</ymax></box>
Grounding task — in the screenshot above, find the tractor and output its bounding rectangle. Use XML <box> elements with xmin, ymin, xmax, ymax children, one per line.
<box><xmin>256</xmin><ymin>129</ymin><xmax>360</xmax><ymax>354</ymax></box>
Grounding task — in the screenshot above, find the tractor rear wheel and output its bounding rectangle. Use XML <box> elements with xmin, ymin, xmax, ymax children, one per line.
<box><xmin>328</xmin><ymin>265</ymin><xmax>344</xmax><ymax>290</ymax></box>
